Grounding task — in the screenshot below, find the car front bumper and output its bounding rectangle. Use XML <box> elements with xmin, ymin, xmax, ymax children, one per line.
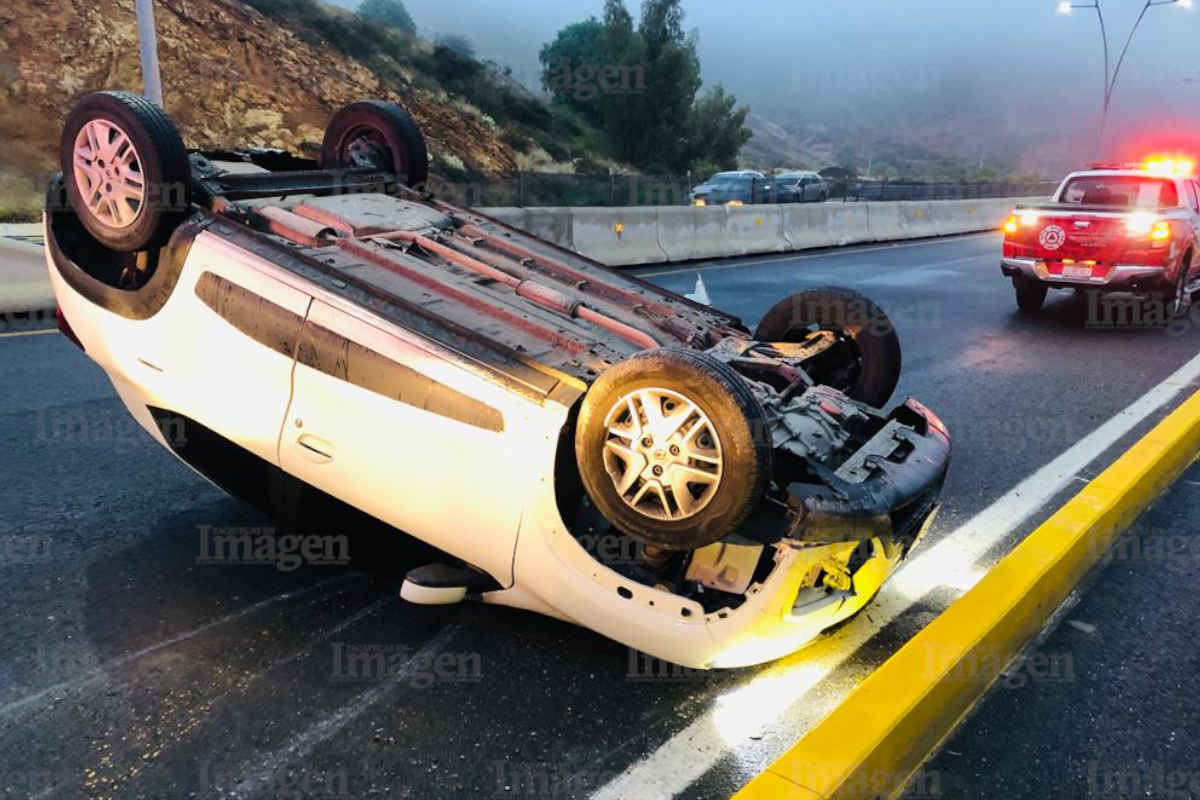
<box><xmin>498</xmin><ymin>398</ymin><xmax>950</xmax><ymax>669</ymax></box>
<box><xmin>1001</xmin><ymin>257</ymin><xmax>1171</xmax><ymax>294</ymax></box>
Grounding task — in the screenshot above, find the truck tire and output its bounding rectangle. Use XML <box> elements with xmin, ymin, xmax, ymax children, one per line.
<box><xmin>320</xmin><ymin>100</ymin><xmax>429</xmax><ymax>188</ymax></box>
<box><xmin>1169</xmin><ymin>253</ymin><xmax>1191</xmax><ymax>316</ymax></box>
<box><xmin>60</xmin><ymin>91</ymin><xmax>192</xmax><ymax>252</ymax></box>
<box><xmin>754</xmin><ymin>287</ymin><xmax>902</xmax><ymax>408</ymax></box>
<box><xmin>575</xmin><ymin>349</ymin><xmax>772</xmax><ymax>551</ymax></box>
<box><xmin>1015</xmin><ymin>278</ymin><xmax>1047</xmax><ymax>313</ymax></box>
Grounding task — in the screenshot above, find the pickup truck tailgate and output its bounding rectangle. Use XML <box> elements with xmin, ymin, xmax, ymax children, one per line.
<box><xmin>1004</xmin><ymin>210</ymin><xmax>1169</xmax><ymax>273</ymax></box>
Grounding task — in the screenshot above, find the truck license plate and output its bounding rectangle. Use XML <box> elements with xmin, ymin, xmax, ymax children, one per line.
<box><xmin>1062</xmin><ymin>265</ymin><xmax>1092</xmax><ymax>279</ymax></box>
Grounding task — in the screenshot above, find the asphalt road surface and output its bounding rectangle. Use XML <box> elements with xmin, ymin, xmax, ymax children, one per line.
<box><xmin>2</xmin><ymin>232</ymin><xmax>1199</xmax><ymax>800</ymax></box>
<box><xmin>902</xmin><ymin>460</ymin><xmax>1200</xmax><ymax>800</ymax></box>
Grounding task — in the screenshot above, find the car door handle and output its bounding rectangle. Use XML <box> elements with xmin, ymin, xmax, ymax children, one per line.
<box><xmin>296</xmin><ymin>433</ymin><xmax>334</xmax><ymax>464</ymax></box>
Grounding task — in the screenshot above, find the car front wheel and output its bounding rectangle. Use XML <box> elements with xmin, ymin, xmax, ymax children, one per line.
<box><xmin>574</xmin><ymin>349</ymin><xmax>772</xmax><ymax>551</ymax></box>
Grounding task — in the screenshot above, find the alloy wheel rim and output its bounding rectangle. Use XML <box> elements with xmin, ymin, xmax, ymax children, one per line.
<box><xmin>72</xmin><ymin>119</ymin><xmax>145</xmax><ymax>229</ymax></box>
<box><xmin>601</xmin><ymin>388</ymin><xmax>723</xmax><ymax>522</ymax></box>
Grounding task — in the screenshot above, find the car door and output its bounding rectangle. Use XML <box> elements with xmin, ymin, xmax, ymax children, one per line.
<box><xmin>278</xmin><ymin>299</ymin><xmax>527</xmax><ymax>584</ymax></box>
<box><xmin>150</xmin><ymin>234</ymin><xmax>312</xmax><ymax>467</ymax></box>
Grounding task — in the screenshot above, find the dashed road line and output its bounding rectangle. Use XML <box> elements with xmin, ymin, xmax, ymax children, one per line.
<box><xmin>0</xmin><ymin>328</ymin><xmax>57</xmax><ymax>339</ymax></box>
<box><xmin>226</xmin><ymin>626</ymin><xmax>461</xmax><ymax>799</ymax></box>
<box><xmin>0</xmin><ymin>572</ymin><xmax>363</xmax><ymax>719</ymax></box>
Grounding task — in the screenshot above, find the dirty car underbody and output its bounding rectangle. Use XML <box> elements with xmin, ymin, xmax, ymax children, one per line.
<box><xmin>183</xmin><ymin>157</ymin><xmax>950</xmax><ymax>572</ymax></box>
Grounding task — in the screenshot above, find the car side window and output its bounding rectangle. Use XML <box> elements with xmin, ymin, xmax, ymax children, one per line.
<box><xmin>1189</xmin><ymin>180</ymin><xmax>1200</xmax><ymax>213</ymax></box>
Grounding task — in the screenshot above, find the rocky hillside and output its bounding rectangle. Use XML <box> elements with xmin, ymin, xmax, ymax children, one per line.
<box><xmin>0</xmin><ymin>0</ymin><xmax>521</xmax><ymax>219</ymax></box>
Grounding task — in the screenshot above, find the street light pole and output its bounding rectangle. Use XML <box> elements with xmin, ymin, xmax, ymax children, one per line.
<box><xmin>134</xmin><ymin>0</ymin><xmax>164</xmax><ymax>107</ymax></box>
<box><xmin>1058</xmin><ymin>0</ymin><xmax>1190</xmax><ymax>152</ymax></box>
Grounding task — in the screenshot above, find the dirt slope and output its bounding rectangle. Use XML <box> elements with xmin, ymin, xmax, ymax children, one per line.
<box><xmin>0</xmin><ymin>0</ymin><xmax>517</xmax><ymax>217</ymax></box>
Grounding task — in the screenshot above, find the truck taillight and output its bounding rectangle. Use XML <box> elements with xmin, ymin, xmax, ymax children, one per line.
<box><xmin>1003</xmin><ymin>211</ymin><xmax>1038</xmax><ymax>235</ymax></box>
<box><xmin>1125</xmin><ymin>214</ymin><xmax>1171</xmax><ymax>244</ymax></box>
<box><xmin>1125</xmin><ymin>213</ymin><xmax>1156</xmax><ymax>236</ymax></box>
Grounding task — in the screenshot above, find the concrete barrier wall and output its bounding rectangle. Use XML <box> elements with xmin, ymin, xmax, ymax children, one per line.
<box><xmin>0</xmin><ymin>198</ymin><xmax>1027</xmax><ymax>314</ymax></box>
<box><xmin>478</xmin><ymin>196</ymin><xmax>1025</xmax><ymax>268</ymax></box>
<box><xmin>0</xmin><ymin>236</ymin><xmax>52</xmax><ymax>315</ymax></box>
<box><xmin>571</xmin><ymin>206</ymin><xmax>665</xmax><ymax>266</ymax></box>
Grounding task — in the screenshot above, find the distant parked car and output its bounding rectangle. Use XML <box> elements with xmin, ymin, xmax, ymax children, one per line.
<box><xmin>772</xmin><ymin>171</ymin><xmax>828</xmax><ymax>203</ymax></box>
<box><xmin>689</xmin><ymin>170</ymin><xmax>765</xmax><ymax>206</ymax></box>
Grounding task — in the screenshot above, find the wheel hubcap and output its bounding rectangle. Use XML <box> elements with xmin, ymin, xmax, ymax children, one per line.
<box><xmin>600</xmin><ymin>388</ymin><xmax>722</xmax><ymax>521</ymax></box>
<box><xmin>72</xmin><ymin>119</ymin><xmax>145</xmax><ymax>229</ymax></box>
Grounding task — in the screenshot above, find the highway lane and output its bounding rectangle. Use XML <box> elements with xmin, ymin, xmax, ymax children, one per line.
<box><xmin>1</xmin><ymin>233</ymin><xmax>1199</xmax><ymax>799</ymax></box>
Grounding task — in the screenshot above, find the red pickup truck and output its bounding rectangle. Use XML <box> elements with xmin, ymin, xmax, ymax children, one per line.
<box><xmin>1001</xmin><ymin>160</ymin><xmax>1200</xmax><ymax>314</ymax></box>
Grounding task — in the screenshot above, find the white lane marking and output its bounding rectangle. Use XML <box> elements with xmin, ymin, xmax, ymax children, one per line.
<box><xmin>0</xmin><ymin>328</ymin><xmax>57</xmax><ymax>339</ymax></box>
<box><xmin>591</xmin><ymin>350</ymin><xmax>1200</xmax><ymax>800</ymax></box>
<box><xmin>0</xmin><ymin>573</ymin><xmax>362</xmax><ymax>719</ymax></box>
<box><xmin>636</xmin><ymin>232</ymin><xmax>998</xmax><ymax>278</ymax></box>
<box><xmin>29</xmin><ymin>593</ymin><xmax>397</xmax><ymax>800</ymax></box>
<box><xmin>227</xmin><ymin>626</ymin><xmax>461</xmax><ymax>799</ymax></box>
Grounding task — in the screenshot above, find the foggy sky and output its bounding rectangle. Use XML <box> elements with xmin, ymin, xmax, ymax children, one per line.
<box><xmin>339</xmin><ymin>0</ymin><xmax>1200</xmax><ymax>170</ymax></box>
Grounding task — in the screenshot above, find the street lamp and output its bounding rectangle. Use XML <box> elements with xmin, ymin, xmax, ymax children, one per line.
<box><xmin>1058</xmin><ymin>0</ymin><xmax>1190</xmax><ymax>148</ymax></box>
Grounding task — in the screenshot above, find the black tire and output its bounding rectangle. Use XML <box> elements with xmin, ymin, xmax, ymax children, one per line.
<box><xmin>1169</xmin><ymin>253</ymin><xmax>1191</xmax><ymax>316</ymax></box>
<box><xmin>60</xmin><ymin>91</ymin><xmax>191</xmax><ymax>252</ymax></box>
<box><xmin>575</xmin><ymin>349</ymin><xmax>772</xmax><ymax>551</ymax></box>
<box><xmin>753</xmin><ymin>287</ymin><xmax>902</xmax><ymax>408</ymax></box>
<box><xmin>320</xmin><ymin>100</ymin><xmax>429</xmax><ymax>188</ymax></box>
<box><xmin>1014</xmin><ymin>278</ymin><xmax>1047</xmax><ymax>313</ymax></box>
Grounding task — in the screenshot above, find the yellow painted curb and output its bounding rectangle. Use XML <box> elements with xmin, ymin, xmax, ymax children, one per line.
<box><xmin>732</xmin><ymin>387</ymin><xmax>1200</xmax><ymax>800</ymax></box>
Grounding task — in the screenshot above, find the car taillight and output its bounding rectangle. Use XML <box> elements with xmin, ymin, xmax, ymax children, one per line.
<box><xmin>1003</xmin><ymin>215</ymin><xmax>1018</xmax><ymax>234</ymax></box>
<box><xmin>1150</xmin><ymin>221</ymin><xmax>1171</xmax><ymax>241</ymax></box>
<box><xmin>56</xmin><ymin>307</ymin><xmax>84</xmax><ymax>351</ymax></box>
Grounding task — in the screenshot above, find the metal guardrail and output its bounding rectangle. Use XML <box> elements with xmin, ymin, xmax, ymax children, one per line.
<box><xmin>428</xmin><ymin>172</ymin><xmax>1059</xmax><ymax>208</ymax></box>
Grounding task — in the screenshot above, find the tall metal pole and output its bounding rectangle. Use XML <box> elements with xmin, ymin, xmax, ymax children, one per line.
<box><xmin>1107</xmin><ymin>0</ymin><xmax>1181</xmax><ymax>114</ymax></box>
<box><xmin>1061</xmin><ymin>0</ymin><xmax>1185</xmax><ymax>153</ymax></box>
<box><xmin>134</xmin><ymin>0</ymin><xmax>164</xmax><ymax>107</ymax></box>
<box><xmin>1094</xmin><ymin>3</ymin><xmax>1110</xmax><ymax>138</ymax></box>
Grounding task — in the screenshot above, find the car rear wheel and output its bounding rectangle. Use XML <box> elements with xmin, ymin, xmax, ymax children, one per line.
<box><xmin>60</xmin><ymin>91</ymin><xmax>192</xmax><ymax>252</ymax></box>
<box><xmin>1015</xmin><ymin>278</ymin><xmax>1047</xmax><ymax>313</ymax></box>
<box><xmin>754</xmin><ymin>287</ymin><xmax>902</xmax><ymax>408</ymax></box>
<box><xmin>320</xmin><ymin>100</ymin><xmax>429</xmax><ymax>188</ymax></box>
<box><xmin>574</xmin><ymin>349</ymin><xmax>772</xmax><ymax>551</ymax></box>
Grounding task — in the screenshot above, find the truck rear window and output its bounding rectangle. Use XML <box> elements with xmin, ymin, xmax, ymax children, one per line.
<box><xmin>1060</xmin><ymin>176</ymin><xmax>1178</xmax><ymax>209</ymax></box>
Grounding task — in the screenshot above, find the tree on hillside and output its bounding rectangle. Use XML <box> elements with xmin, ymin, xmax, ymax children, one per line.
<box><xmin>357</xmin><ymin>0</ymin><xmax>415</xmax><ymax>34</ymax></box>
<box><xmin>686</xmin><ymin>85</ymin><xmax>751</xmax><ymax>171</ymax></box>
<box><xmin>539</xmin><ymin>0</ymin><xmax>750</xmax><ymax>174</ymax></box>
<box><xmin>436</xmin><ymin>33</ymin><xmax>475</xmax><ymax>58</ymax></box>
<box><xmin>539</xmin><ymin>19</ymin><xmax>608</xmax><ymax>128</ymax></box>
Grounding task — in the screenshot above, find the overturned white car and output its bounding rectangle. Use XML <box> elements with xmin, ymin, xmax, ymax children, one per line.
<box><xmin>46</xmin><ymin>91</ymin><xmax>950</xmax><ymax>668</ymax></box>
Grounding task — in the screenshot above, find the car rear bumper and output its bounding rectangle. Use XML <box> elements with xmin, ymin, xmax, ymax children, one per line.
<box><xmin>1001</xmin><ymin>257</ymin><xmax>1171</xmax><ymax>294</ymax></box>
